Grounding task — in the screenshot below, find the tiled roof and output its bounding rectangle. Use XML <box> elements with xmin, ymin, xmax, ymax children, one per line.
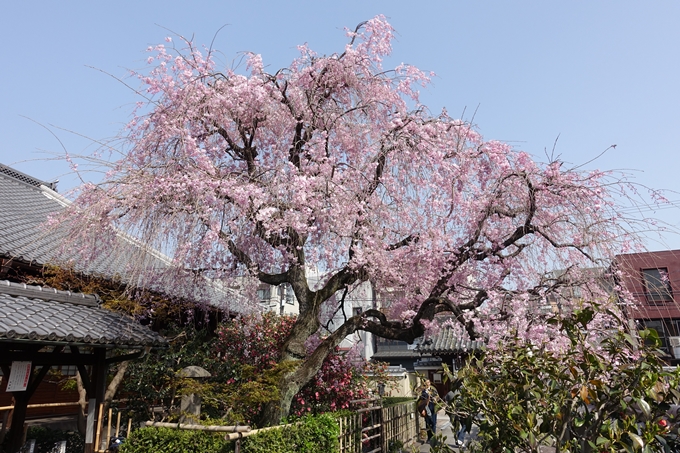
<box><xmin>0</xmin><ymin>164</ymin><xmax>68</xmax><ymax>267</ymax></box>
<box><xmin>371</xmin><ymin>349</ymin><xmax>420</xmax><ymax>360</ymax></box>
<box><xmin>0</xmin><ymin>163</ymin><xmax>239</xmax><ymax>310</ymax></box>
<box><xmin>0</xmin><ymin>280</ymin><xmax>166</xmax><ymax>347</ymax></box>
<box><xmin>416</xmin><ymin>327</ymin><xmax>484</xmax><ymax>354</ymax></box>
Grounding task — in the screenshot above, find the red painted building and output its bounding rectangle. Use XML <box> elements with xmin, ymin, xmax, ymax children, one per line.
<box><xmin>614</xmin><ymin>250</ymin><xmax>680</xmax><ymax>357</ymax></box>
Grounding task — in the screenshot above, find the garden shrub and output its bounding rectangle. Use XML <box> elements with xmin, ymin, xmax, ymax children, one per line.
<box><xmin>21</xmin><ymin>426</ymin><xmax>84</xmax><ymax>453</ymax></box>
<box><xmin>445</xmin><ymin>307</ymin><xmax>680</xmax><ymax>453</ymax></box>
<box><xmin>118</xmin><ymin>413</ymin><xmax>338</xmax><ymax>453</ymax></box>
<box><xmin>382</xmin><ymin>396</ymin><xmax>414</xmax><ymax>407</ymax></box>
<box><xmin>242</xmin><ymin>413</ymin><xmax>339</xmax><ymax>453</ymax></box>
<box><xmin>119</xmin><ymin>427</ymin><xmax>233</xmax><ymax>453</ymax></box>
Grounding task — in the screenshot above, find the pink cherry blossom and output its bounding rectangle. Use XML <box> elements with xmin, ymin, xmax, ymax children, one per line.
<box><xmin>58</xmin><ymin>15</ymin><xmax>656</xmax><ymax>423</ymax></box>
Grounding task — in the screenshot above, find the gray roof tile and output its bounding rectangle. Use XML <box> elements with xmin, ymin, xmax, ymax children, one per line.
<box><xmin>0</xmin><ymin>163</ymin><xmax>239</xmax><ymax>310</ymax></box>
<box><xmin>416</xmin><ymin>327</ymin><xmax>484</xmax><ymax>354</ymax></box>
<box><xmin>0</xmin><ymin>280</ymin><xmax>165</xmax><ymax>348</ymax></box>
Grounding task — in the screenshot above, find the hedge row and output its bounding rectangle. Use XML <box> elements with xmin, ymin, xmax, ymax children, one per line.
<box><xmin>382</xmin><ymin>396</ymin><xmax>414</xmax><ymax>407</ymax></box>
<box><xmin>119</xmin><ymin>413</ymin><xmax>339</xmax><ymax>453</ymax></box>
<box><xmin>5</xmin><ymin>427</ymin><xmax>85</xmax><ymax>453</ymax></box>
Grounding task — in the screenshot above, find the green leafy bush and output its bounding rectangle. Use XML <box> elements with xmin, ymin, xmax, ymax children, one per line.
<box><xmin>242</xmin><ymin>413</ymin><xmax>339</xmax><ymax>453</ymax></box>
<box><xmin>119</xmin><ymin>427</ymin><xmax>233</xmax><ymax>453</ymax></box>
<box><xmin>382</xmin><ymin>396</ymin><xmax>414</xmax><ymax>407</ymax></box>
<box><xmin>22</xmin><ymin>426</ymin><xmax>84</xmax><ymax>453</ymax></box>
<box><xmin>444</xmin><ymin>308</ymin><xmax>680</xmax><ymax>453</ymax></box>
<box><xmin>119</xmin><ymin>413</ymin><xmax>339</xmax><ymax>453</ymax></box>
<box><xmin>121</xmin><ymin>325</ymin><xmax>234</xmax><ymax>424</ymax></box>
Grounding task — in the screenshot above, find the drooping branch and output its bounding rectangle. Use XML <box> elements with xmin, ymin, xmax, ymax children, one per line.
<box><xmin>386</xmin><ymin>234</ymin><xmax>419</xmax><ymax>251</ymax></box>
<box><xmin>432</xmin><ymin>173</ymin><xmax>538</xmax><ymax>297</ymax></box>
<box><xmin>220</xmin><ymin>230</ymin><xmax>290</xmax><ymax>285</ymax></box>
<box><xmin>315</xmin><ymin>265</ymin><xmax>362</xmax><ymax>306</ymax></box>
<box><xmin>359</xmin><ymin>296</ymin><xmax>442</xmax><ymax>343</ymax></box>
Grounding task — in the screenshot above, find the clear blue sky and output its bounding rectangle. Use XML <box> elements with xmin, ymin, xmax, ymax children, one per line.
<box><xmin>1</xmin><ymin>1</ymin><xmax>679</xmax><ymax>249</ymax></box>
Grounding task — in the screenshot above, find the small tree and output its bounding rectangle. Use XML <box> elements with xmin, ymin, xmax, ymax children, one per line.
<box><xmin>121</xmin><ymin>325</ymin><xmax>232</xmax><ymax>423</ymax></box>
<box><xmin>446</xmin><ymin>308</ymin><xmax>680</xmax><ymax>453</ymax></box>
<box><xmin>216</xmin><ymin>312</ymin><xmax>371</xmax><ymax>424</ymax></box>
<box><xmin>61</xmin><ymin>15</ymin><xmax>649</xmax><ymax>423</ymax></box>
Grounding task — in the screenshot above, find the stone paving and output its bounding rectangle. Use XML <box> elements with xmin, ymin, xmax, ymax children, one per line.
<box><xmin>415</xmin><ymin>409</ymin><xmax>478</xmax><ymax>452</ymax></box>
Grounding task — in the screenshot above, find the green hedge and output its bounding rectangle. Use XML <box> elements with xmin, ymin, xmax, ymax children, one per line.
<box><xmin>119</xmin><ymin>427</ymin><xmax>234</xmax><ymax>453</ymax></box>
<box><xmin>120</xmin><ymin>413</ymin><xmax>339</xmax><ymax>453</ymax></box>
<box><xmin>242</xmin><ymin>413</ymin><xmax>338</xmax><ymax>453</ymax></box>
<box><xmin>6</xmin><ymin>426</ymin><xmax>85</xmax><ymax>453</ymax></box>
<box><xmin>382</xmin><ymin>396</ymin><xmax>414</xmax><ymax>407</ymax></box>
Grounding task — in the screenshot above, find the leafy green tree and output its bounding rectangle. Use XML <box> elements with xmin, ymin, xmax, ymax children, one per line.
<box><xmin>121</xmin><ymin>325</ymin><xmax>232</xmax><ymax>423</ymax></box>
<box><xmin>444</xmin><ymin>308</ymin><xmax>680</xmax><ymax>453</ymax></box>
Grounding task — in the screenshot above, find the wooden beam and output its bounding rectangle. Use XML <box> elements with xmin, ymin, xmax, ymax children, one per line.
<box><xmin>0</xmin><ymin>351</ymin><xmax>98</xmax><ymax>367</ymax></box>
<box><xmin>4</xmin><ymin>346</ymin><xmax>65</xmax><ymax>452</ymax></box>
<box><xmin>70</xmin><ymin>346</ymin><xmax>92</xmax><ymax>392</ymax></box>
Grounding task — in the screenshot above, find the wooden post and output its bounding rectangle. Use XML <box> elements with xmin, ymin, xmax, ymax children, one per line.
<box><xmin>92</xmin><ymin>348</ymin><xmax>107</xmax><ymax>453</ymax></box>
<box><xmin>0</xmin><ymin>409</ymin><xmax>9</xmax><ymax>444</ymax></box>
<box><xmin>106</xmin><ymin>408</ymin><xmax>112</xmax><ymax>447</ymax></box>
<box><xmin>115</xmin><ymin>411</ymin><xmax>121</xmax><ymax>437</ymax></box>
<box><xmin>84</xmin><ymin>398</ymin><xmax>96</xmax><ymax>453</ymax></box>
<box><xmin>94</xmin><ymin>404</ymin><xmax>104</xmax><ymax>453</ymax></box>
<box><xmin>126</xmin><ymin>418</ymin><xmax>132</xmax><ymax>437</ymax></box>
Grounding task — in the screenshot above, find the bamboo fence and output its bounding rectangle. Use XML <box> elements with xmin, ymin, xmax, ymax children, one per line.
<box><xmin>336</xmin><ymin>399</ymin><xmax>418</xmax><ymax>453</ymax></box>
<box><xmin>380</xmin><ymin>401</ymin><xmax>418</xmax><ymax>452</ymax></box>
<box><xmin>106</xmin><ymin>399</ymin><xmax>419</xmax><ymax>453</ymax></box>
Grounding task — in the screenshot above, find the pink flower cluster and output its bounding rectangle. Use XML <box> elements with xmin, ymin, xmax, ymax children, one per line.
<box><xmin>216</xmin><ymin>312</ymin><xmax>369</xmax><ymax>418</ymax></box>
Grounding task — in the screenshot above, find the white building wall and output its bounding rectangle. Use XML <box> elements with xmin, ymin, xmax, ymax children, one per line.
<box><xmin>257</xmin><ymin>270</ymin><xmax>377</xmax><ymax>362</ymax></box>
<box><xmin>325</xmin><ymin>280</ymin><xmax>376</xmax><ymax>361</ymax></box>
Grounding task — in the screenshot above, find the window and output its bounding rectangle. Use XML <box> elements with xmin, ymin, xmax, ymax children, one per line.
<box><xmin>63</xmin><ymin>365</ymin><xmax>78</xmax><ymax>376</ymax></box>
<box><xmin>642</xmin><ymin>268</ymin><xmax>673</xmax><ymax>303</ymax></box>
<box><xmin>280</xmin><ymin>284</ymin><xmax>295</xmax><ymax>305</ymax></box>
<box><xmin>257</xmin><ymin>288</ymin><xmax>271</xmax><ymax>304</ymax></box>
<box><xmin>51</xmin><ymin>365</ymin><xmax>78</xmax><ymax>376</ymax></box>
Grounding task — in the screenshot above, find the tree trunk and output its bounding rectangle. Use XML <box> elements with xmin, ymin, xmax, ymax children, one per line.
<box><xmin>259</xmin><ymin>308</ymin><xmax>361</xmax><ymax>426</ymax></box>
<box><xmin>76</xmin><ymin>361</ymin><xmax>130</xmax><ymax>435</ymax></box>
<box><xmin>259</xmin><ymin>376</ymin><xmax>300</xmax><ymax>427</ymax></box>
<box><xmin>76</xmin><ymin>371</ymin><xmax>88</xmax><ymax>435</ymax></box>
<box><xmin>104</xmin><ymin>361</ymin><xmax>129</xmax><ymax>410</ymax></box>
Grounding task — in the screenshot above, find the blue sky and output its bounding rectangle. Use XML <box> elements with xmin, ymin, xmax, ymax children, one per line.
<box><xmin>1</xmin><ymin>1</ymin><xmax>679</xmax><ymax>249</ymax></box>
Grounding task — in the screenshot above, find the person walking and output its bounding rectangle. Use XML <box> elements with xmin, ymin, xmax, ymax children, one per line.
<box><xmin>419</xmin><ymin>379</ymin><xmax>438</xmax><ymax>443</ymax></box>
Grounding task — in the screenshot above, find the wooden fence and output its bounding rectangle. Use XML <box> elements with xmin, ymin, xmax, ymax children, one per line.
<box><xmin>380</xmin><ymin>400</ymin><xmax>419</xmax><ymax>452</ymax></box>
<box><xmin>337</xmin><ymin>398</ymin><xmax>419</xmax><ymax>453</ymax></box>
<box><xmin>87</xmin><ymin>398</ymin><xmax>419</xmax><ymax>453</ymax></box>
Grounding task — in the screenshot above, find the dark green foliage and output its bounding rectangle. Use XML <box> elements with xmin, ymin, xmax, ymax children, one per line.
<box><xmin>121</xmin><ymin>325</ymin><xmax>233</xmax><ymax>423</ymax></box>
<box><xmin>444</xmin><ymin>308</ymin><xmax>680</xmax><ymax>452</ymax></box>
<box><xmin>119</xmin><ymin>427</ymin><xmax>234</xmax><ymax>453</ymax></box>
<box><xmin>119</xmin><ymin>414</ymin><xmax>339</xmax><ymax>453</ymax></box>
<box><xmin>382</xmin><ymin>396</ymin><xmax>414</xmax><ymax>407</ymax></box>
<box><xmin>242</xmin><ymin>413</ymin><xmax>339</xmax><ymax>453</ymax></box>
<box><xmin>21</xmin><ymin>426</ymin><xmax>84</xmax><ymax>453</ymax></box>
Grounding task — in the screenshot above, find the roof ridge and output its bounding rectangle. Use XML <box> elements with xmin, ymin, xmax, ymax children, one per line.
<box><xmin>0</xmin><ymin>280</ymin><xmax>99</xmax><ymax>307</ymax></box>
<box><xmin>0</xmin><ymin>163</ymin><xmax>58</xmax><ymax>191</ymax></box>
